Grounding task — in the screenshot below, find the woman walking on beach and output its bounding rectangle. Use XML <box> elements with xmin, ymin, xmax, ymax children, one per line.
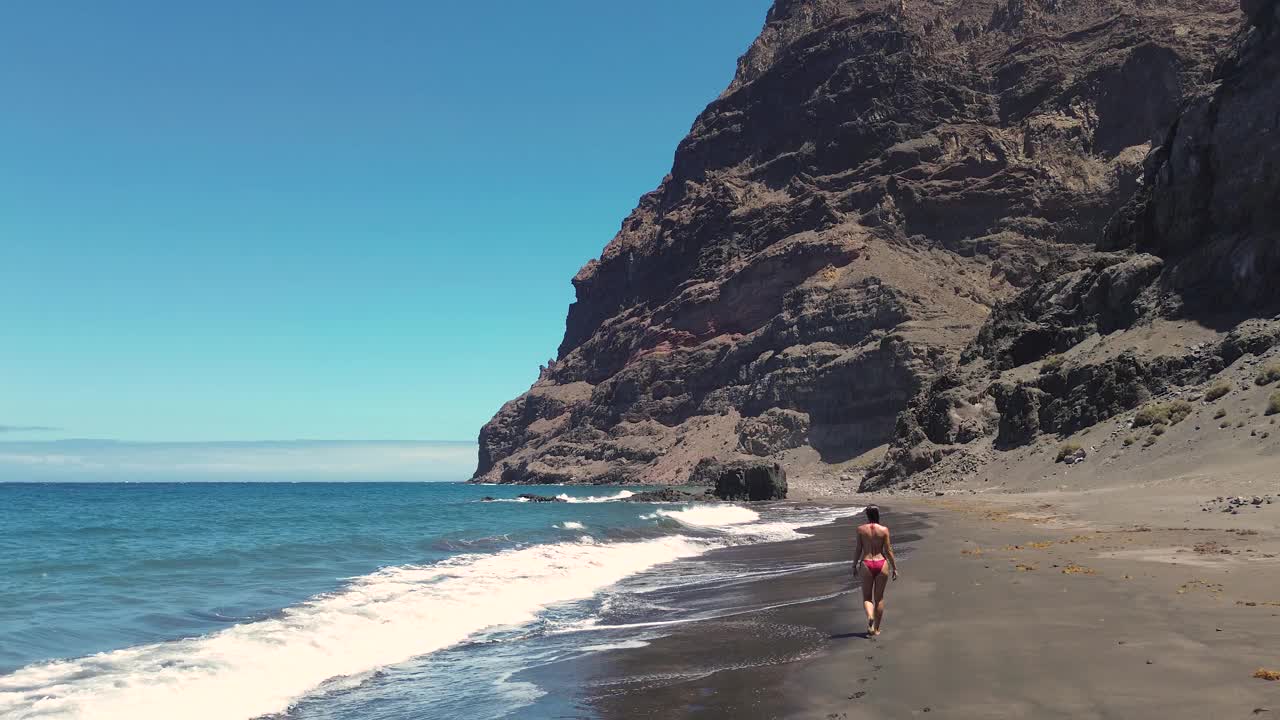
<box><xmin>854</xmin><ymin>505</ymin><xmax>898</xmax><ymax>636</ymax></box>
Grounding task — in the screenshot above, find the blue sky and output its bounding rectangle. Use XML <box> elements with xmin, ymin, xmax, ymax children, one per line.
<box><xmin>0</xmin><ymin>0</ymin><xmax>772</xmax><ymax>444</ymax></box>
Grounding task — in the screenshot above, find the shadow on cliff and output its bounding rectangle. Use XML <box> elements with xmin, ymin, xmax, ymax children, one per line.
<box><xmin>809</xmin><ymin>422</ymin><xmax>894</xmax><ymax>464</ymax></box>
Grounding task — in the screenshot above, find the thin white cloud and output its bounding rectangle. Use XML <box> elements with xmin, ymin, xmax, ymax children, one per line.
<box><xmin>0</xmin><ymin>441</ymin><xmax>477</xmax><ymax>482</ymax></box>
<box><xmin>0</xmin><ymin>452</ymin><xmax>104</xmax><ymax>469</ymax></box>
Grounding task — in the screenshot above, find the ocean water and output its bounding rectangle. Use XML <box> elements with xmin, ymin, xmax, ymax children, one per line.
<box><xmin>0</xmin><ymin>483</ymin><xmax>860</xmax><ymax>720</ymax></box>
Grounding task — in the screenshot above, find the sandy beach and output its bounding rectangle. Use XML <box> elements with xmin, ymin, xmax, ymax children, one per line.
<box><xmin>585</xmin><ymin>493</ymin><xmax>1280</xmax><ymax>719</ymax></box>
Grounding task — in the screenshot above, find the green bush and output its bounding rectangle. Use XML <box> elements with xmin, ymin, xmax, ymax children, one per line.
<box><xmin>1056</xmin><ymin>441</ymin><xmax>1084</xmax><ymax>462</ymax></box>
<box><xmin>1268</xmin><ymin>392</ymin><xmax>1280</xmax><ymax>416</ymax></box>
<box><xmin>1133</xmin><ymin>400</ymin><xmax>1194</xmax><ymax>428</ymax></box>
<box><xmin>1143</xmin><ymin>434</ymin><xmax>1158</xmax><ymax>447</ymax></box>
<box><xmin>1151</xmin><ymin>424</ymin><xmax>1166</xmax><ymax>436</ymax></box>
<box><xmin>1041</xmin><ymin>354</ymin><xmax>1066</xmax><ymax>374</ymax></box>
<box><xmin>1123</xmin><ymin>435</ymin><xmax>1136</xmax><ymax>447</ymax></box>
<box><xmin>1256</xmin><ymin>363</ymin><xmax>1280</xmax><ymax>386</ymax></box>
<box><xmin>1204</xmin><ymin>381</ymin><xmax>1232</xmax><ymax>402</ymax></box>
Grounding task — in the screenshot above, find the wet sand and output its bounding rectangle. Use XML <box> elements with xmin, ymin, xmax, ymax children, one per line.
<box><xmin>587</xmin><ymin>500</ymin><xmax>1280</xmax><ymax>718</ymax></box>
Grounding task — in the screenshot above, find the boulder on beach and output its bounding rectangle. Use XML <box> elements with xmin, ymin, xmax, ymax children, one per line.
<box><xmin>698</xmin><ymin>460</ymin><xmax>788</xmax><ymax>502</ymax></box>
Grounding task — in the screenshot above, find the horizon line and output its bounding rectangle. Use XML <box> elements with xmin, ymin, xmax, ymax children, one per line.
<box><xmin>0</xmin><ymin>438</ymin><xmax>478</xmax><ymax>445</ymax></box>
<box><xmin>0</xmin><ymin>479</ymin><xmax>473</xmax><ymax>484</ymax></box>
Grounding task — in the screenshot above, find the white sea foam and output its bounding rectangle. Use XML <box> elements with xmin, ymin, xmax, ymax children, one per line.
<box><xmin>652</xmin><ymin>504</ymin><xmax>760</xmax><ymax>526</ymax></box>
<box><xmin>555</xmin><ymin>490</ymin><xmax>634</xmax><ymax>503</ymax></box>
<box><xmin>0</xmin><ymin>536</ymin><xmax>711</xmax><ymax>720</ymax></box>
<box><xmin>556</xmin><ymin>521</ymin><xmax>586</xmax><ymax>530</ymax></box>
<box><xmin>650</xmin><ymin>505</ymin><xmax>804</xmax><ymax>541</ymax></box>
<box><xmin>651</xmin><ymin>504</ymin><xmax>865</xmax><ymax>542</ymax></box>
<box><xmin>579</xmin><ymin>639</ymin><xmax>651</xmax><ymax>653</ymax></box>
<box><xmin>485</xmin><ymin>490</ymin><xmax>633</xmax><ymax>504</ymax></box>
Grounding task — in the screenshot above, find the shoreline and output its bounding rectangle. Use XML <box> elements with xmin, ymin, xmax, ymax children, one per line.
<box><xmin>6</xmin><ymin>485</ymin><xmax>1276</xmax><ymax>718</ymax></box>
<box><xmin>578</xmin><ymin>495</ymin><xmax>1280</xmax><ymax>719</ymax></box>
<box><xmin>574</xmin><ymin>507</ymin><xmax>924</xmax><ymax>719</ymax></box>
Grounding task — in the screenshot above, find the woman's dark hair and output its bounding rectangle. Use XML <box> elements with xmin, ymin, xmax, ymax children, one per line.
<box><xmin>866</xmin><ymin>505</ymin><xmax>880</xmax><ymax>523</ymax></box>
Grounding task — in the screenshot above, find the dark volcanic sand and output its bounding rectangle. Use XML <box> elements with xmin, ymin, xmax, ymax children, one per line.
<box><xmin>579</xmin><ymin>511</ymin><xmax>924</xmax><ymax>719</ymax></box>
<box><xmin>577</xmin><ymin>502</ymin><xmax>1280</xmax><ymax>719</ymax></box>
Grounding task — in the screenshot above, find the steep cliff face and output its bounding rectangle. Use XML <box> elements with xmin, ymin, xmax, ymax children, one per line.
<box><xmin>867</xmin><ymin>0</ymin><xmax>1280</xmax><ymax>490</ymax></box>
<box><xmin>1116</xmin><ymin>0</ymin><xmax>1280</xmax><ymax>309</ymax></box>
<box><xmin>475</xmin><ymin>0</ymin><xmax>1240</xmax><ymax>485</ymax></box>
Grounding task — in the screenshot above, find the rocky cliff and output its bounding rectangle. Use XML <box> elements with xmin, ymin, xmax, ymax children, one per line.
<box><xmin>474</xmin><ymin>0</ymin><xmax>1246</xmax><ymax>486</ymax></box>
<box><xmin>868</xmin><ymin>0</ymin><xmax>1280</xmax><ymax>490</ymax></box>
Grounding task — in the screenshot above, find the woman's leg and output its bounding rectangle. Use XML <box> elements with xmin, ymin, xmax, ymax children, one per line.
<box><xmin>871</xmin><ymin>572</ymin><xmax>890</xmax><ymax>634</ymax></box>
<box><xmin>859</xmin><ymin>565</ymin><xmax>876</xmax><ymax>633</ymax></box>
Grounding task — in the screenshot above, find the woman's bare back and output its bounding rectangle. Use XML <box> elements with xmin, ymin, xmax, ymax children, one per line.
<box><xmin>856</xmin><ymin>522</ymin><xmax>889</xmax><ymax>560</ymax></box>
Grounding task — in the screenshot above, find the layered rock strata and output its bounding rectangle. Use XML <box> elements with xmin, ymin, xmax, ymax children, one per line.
<box><xmin>475</xmin><ymin>0</ymin><xmax>1241</xmax><ymax>485</ymax></box>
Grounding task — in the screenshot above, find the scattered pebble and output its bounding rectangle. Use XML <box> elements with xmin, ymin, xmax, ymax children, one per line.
<box><xmin>1200</xmin><ymin>495</ymin><xmax>1275</xmax><ymax>512</ymax></box>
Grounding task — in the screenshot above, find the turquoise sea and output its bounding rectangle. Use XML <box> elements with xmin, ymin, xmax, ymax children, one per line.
<box><xmin>0</xmin><ymin>482</ymin><xmax>860</xmax><ymax>719</ymax></box>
